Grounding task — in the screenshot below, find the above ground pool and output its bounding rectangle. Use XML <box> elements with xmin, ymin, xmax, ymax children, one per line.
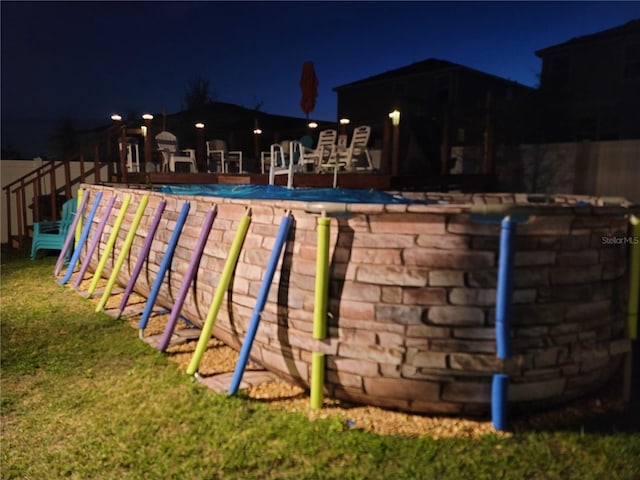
<box><xmin>76</xmin><ymin>183</ymin><xmax>637</xmax><ymax>417</ymax></box>
<box><xmin>159</xmin><ymin>184</ymin><xmax>430</xmax><ymax>204</ymax></box>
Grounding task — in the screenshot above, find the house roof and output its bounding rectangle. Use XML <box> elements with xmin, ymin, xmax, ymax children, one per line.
<box><xmin>333</xmin><ymin>57</ymin><xmax>531</xmax><ymax>91</ymax></box>
<box><xmin>333</xmin><ymin>58</ymin><xmax>458</xmax><ymax>91</ymax></box>
<box><xmin>535</xmin><ymin>18</ymin><xmax>640</xmax><ymax>57</ymax></box>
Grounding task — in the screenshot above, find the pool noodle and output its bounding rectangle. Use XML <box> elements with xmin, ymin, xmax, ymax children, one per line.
<box><xmin>75</xmin><ymin>188</ymin><xmax>84</xmax><ymax>245</ymax></box>
<box><xmin>137</xmin><ymin>201</ymin><xmax>191</xmax><ymax>332</ymax></box>
<box><xmin>491</xmin><ymin>374</ymin><xmax>509</xmax><ymax>431</ymax></box>
<box><xmin>59</xmin><ymin>191</ymin><xmax>103</xmax><ymax>285</ymax></box>
<box><xmin>95</xmin><ymin>195</ymin><xmax>149</xmax><ymax>312</ymax></box>
<box><xmin>157</xmin><ymin>207</ymin><xmax>217</xmax><ymax>351</ymax></box>
<box><xmin>116</xmin><ymin>200</ymin><xmax>166</xmax><ymax>316</ymax></box>
<box><xmin>73</xmin><ymin>195</ymin><xmax>116</xmax><ymax>289</ymax></box>
<box><xmin>87</xmin><ymin>194</ymin><xmax>132</xmax><ymax>296</ymax></box>
<box><xmin>496</xmin><ymin>216</ymin><xmax>516</xmax><ymax>360</ymax></box>
<box><xmin>54</xmin><ymin>191</ymin><xmax>89</xmax><ymax>276</ymax></box>
<box><xmin>628</xmin><ymin>215</ymin><xmax>639</xmax><ymax>340</ymax></box>
<box><xmin>228</xmin><ymin>212</ymin><xmax>292</xmax><ymax>394</ymax></box>
<box><xmin>492</xmin><ymin>216</ymin><xmax>517</xmax><ymax>431</ymax></box>
<box><xmin>186</xmin><ymin>210</ymin><xmax>251</xmax><ymax>376</ymax></box>
<box><xmin>310</xmin><ymin>216</ymin><xmax>330</xmax><ymax>409</ymax></box>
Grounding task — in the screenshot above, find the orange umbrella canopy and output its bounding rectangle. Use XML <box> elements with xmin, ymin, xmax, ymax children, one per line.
<box><xmin>299</xmin><ymin>61</ymin><xmax>319</xmax><ymax>118</ymax></box>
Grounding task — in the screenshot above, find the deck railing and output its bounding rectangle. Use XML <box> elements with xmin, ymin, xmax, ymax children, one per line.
<box><xmin>2</xmin><ymin>124</ymin><xmax>122</xmax><ymax>247</ymax></box>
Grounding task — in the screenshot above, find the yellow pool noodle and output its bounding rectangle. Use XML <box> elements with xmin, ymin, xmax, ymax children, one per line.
<box><xmin>95</xmin><ymin>195</ymin><xmax>149</xmax><ymax>312</ymax></box>
<box><xmin>310</xmin><ymin>215</ymin><xmax>331</xmax><ymax>409</ymax></box>
<box><xmin>186</xmin><ymin>210</ymin><xmax>251</xmax><ymax>376</ymax></box>
<box><xmin>87</xmin><ymin>194</ymin><xmax>132</xmax><ymax>296</ymax></box>
<box><xmin>75</xmin><ymin>189</ymin><xmax>84</xmax><ymax>246</ymax></box>
<box><xmin>629</xmin><ymin>215</ymin><xmax>639</xmax><ymax>339</ymax></box>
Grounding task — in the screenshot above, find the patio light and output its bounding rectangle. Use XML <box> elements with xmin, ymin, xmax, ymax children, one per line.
<box><xmin>110</xmin><ymin>114</ymin><xmax>122</xmax><ymax>121</ymax></box>
<box><xmin>253</xmin><ymin>128</ymin><xmax>262</xmax><ymax>135</ymax></box>
<box><xmin>195</xmin><ymin>122</ymin><xmax>205</xmax><ymax>129</ymax></box>
<box><xmin>339</xmin><ymin>118</ymin><xmax>350</xmax><ymax>135</ymax></box>
<box><xmin>308</xmin><ymin>122</ymin><xmax>318</xmax><ymax>129</ymax></box>
<box><xmin>389</xmin><ymin>110</ymin><xmax>401</xmax><ymax>126</ymax></box>
<box><xmin>142</xmin><ymin>113</ymin><xmax>154</xmax><ymax>120</ymax></box>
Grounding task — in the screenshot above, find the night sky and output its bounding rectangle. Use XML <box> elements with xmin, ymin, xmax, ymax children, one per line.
<box><xmin>2</xmin><ymin>1</ymin><xmax>639</xmax><ymax>158</ymax></box>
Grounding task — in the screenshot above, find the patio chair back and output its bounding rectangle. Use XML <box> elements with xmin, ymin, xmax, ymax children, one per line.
<box><xmin>155</xmin><ymin>131</ymin><xmax>179</xmax><ymax>154</ymax></box>
<box><xmin>302</xmin><ymin>129</ymin><xmax>337</xmax><ymax>170</ymax></box>
<box><xmin>206</xmin><ymin>140</ymin><xmax>243</xmax><ymax>173</ymax></box>
<box><xmin>349</xmin><ymin>125</ymin><xmax>371</xmax><ymax>156</ymax></box>
<box><xmin>345</xmin><ymin>125</ymin><xmax>373</xmax><ymax>170</ymax></box>
<box><xmin>30</xmin><ymin>197</ymin><xmax>77</xmax><ymax>261</ymax></box>
<box><xmin>317</xmin><ymin>129</ymin><xmax>337</xmax><ymax>153</ymax></box>
<box><xmin>156</xmin><ymin>131</ymin><xmax>197</xmax><ymax>172</ymax></box>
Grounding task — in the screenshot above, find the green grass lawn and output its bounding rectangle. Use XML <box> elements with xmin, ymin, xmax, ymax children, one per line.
<box><xmin>2</xmin><ymin>246</ymin><xmax>639</xmax><ymax>479</ymax></box>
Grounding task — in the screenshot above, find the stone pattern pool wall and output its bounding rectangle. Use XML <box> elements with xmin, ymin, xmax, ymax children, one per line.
<box><xmin>79</xmin><ymin>184</ymin><xmax>632</xmax><ymax>415</ymax></box>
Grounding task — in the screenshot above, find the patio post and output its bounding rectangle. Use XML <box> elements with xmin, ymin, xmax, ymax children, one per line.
<box><xmin>389</xmin><ymin>110</ymin><xmax>400</xmax><ymax>176</ymax></box>
<box><xmin>195</xmin><ymin>123</ymin><xmax>205</xmax><ymax>172</ymax></box>
<box><xmin>143</xmin><ymin>114</ymin><xmax>154</xmax><ymax>170</ymax></box>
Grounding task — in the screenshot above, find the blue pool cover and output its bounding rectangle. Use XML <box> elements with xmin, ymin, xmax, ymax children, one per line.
<box><xmin>159</xmin><ymin>184</ymin><xmax>429</xmax><ymax>204</ymax></box>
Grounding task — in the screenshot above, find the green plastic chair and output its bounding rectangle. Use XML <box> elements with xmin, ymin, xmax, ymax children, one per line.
<box><xmin>30</xmin><ymin>198</ymin><xmax>77</xmax><ymax>261</ymax></box>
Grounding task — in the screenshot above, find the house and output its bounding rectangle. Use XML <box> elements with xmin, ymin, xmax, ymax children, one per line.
<box><xmin>333</xmin><ymin>58</ymin><xmax>536</xmax><ymax>177</ymax></box>
<box><xmin>535</xmin><ymin>19</ymin><xmax>640</xmax><ymax>141</ymax></box>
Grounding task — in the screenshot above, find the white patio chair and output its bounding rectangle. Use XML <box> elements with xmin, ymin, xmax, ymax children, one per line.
<box><xmin>119</xmin><ymin>138</ymin><xmax>140</xmax><ymax>172</ymax></box>
<box><xmin>155</xmin><ymin>131</ymin><xmax>197</xmax><ymax>173</ymax></box>
<box><xmin>268</xmin><ymin>140</ymin><xmax>305</xmax><ymax>188</ymax></box>
<box><xmin>322</xmin><ymin>125</ymin><xmax>373</xmax><ymax>172</ymax></box>
<box><xmin>261</xmin><ymin>140</ymin><xmax>291</xmax><ymax>174</ymax></box>
<box><xmin>302</xmin><ymin>129</ymin><xmax>337</xmax><ymax>171</ymax></box>
<box><xmin>206</xmin><ymin>139</ymin><xmax>243</xmax><ymax>173</ymax></box>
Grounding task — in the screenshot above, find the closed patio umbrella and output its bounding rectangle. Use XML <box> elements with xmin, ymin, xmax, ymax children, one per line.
<box><xmin>299</xmin><ymin>61</ymin><xmax>319</xmax><ymax>119</ymax></box>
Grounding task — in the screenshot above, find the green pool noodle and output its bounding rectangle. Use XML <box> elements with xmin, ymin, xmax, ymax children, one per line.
<box><xmin>95</xmin><ymin>195</ymin><xmax>149</xmax><ymax>312</ymax></box>
<box><xmin>87</xmin><ymin>194</ymin><xmax>132</xmax><ymax>296</ymax></box>
<box><xmin>186</xmin><ymin>210</ymin><xmax>251</xmax><ymax>376</ymax></box>
<box><xmin>629</xmin><ymin>215</ymin><xmax>639</xmax><ymax>339</ymax></box>
<box><xmin>75</xmin><ymin>189</ymin><xmax>84</xmax><ymax>245</ymax></box>
<box><xmin>310</xmin><ymin>352</ymin><xmax>325</xmax><ymax>409</ymax></box>
<box><xmin>310</xmin><ymin>216</ymin><xmax>330</xmax><ymax>409</ymax></box>
<box><xmin>313</xmin><ymin>217</ymin><xmax>331</xmax><ymax>339</ymax></box>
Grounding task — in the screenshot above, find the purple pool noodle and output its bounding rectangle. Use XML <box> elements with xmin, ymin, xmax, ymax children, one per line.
<box><xmin>157</xmin><ymin>208</ymin><xmax>217</xmax><ymax>351</ymax></box>
<box><xmin>54</xmin><ymin>192</ymin><xmax>89</xmax><ymax>276</ymax></box>
<box><xmin>117</xmin><ymin>200</ymin><xmax>167</xmax><ymax>316</ymax></box>
<box><xmin>73</xmin><ymin>195</ymin><xmax>117</xmax><ymax>289</ymax></box>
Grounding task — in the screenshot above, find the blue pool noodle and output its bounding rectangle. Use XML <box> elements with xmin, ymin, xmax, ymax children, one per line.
<box><xmin>117</xmin><ymin>200</ymin><xmax>167</xmax><ymax>316</ymax></box>
<box><xmin>492</xmin><ymin>373</ymin><xmax>509</xmax><ymax>431</ymax></box>
<box><xmin>59</xmin><ymin>191</ymin><xmax>103</xmax><ymax>285</ymax></box>
<box><xmin>492</xmin><ymin>216</ymin><xmax>517</xmax><ymax>431</ymax></box>
<box><xmin>228</xmin><ymin>213</ymin><xmax>292</xmax><ymax>395</ymax></box>
<box><xmin>496</xmin><ymin>216</ymin><xmax>516</xmax><ymax>360</ymax></box>
<box><xmin>138</xmin><ymin>202</ymin><xmax>190</xmax><ymax>331</ymax></box>
<box><xmin>54</xmin><ymin>192</ymin><xmax>89</xmax><ymax>276</ymax></box>
<box><xmin>157</xmin><ymin>208</ymin><xmax>217</xmax><ymax>351</ymax></box>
